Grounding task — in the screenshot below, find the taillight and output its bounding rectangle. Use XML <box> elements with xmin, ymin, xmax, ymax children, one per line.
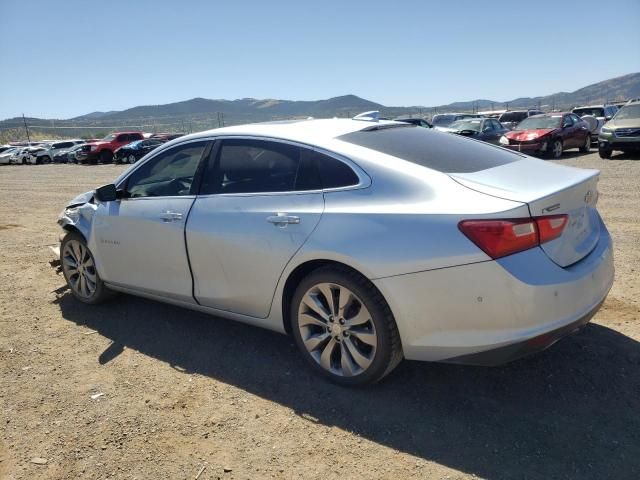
<box><xmin>459</xmin><ymin>214</ymin><xmax>568</xmax><ymax>259</ymax></box>
<box><xmin>535</xmin><ymin>214</ymin><xmax>568</xmax><ymax>243</ymax></box>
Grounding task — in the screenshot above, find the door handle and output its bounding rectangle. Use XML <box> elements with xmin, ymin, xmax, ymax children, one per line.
<box><xmin>160</xmin><ymin>211</ymin><xmax>183</xmax><ymax>222</ymax></box>
<box><xmin>267</xmin><ymin>214</ymin><xmax>300</xmax><ymax>226</ymax></box>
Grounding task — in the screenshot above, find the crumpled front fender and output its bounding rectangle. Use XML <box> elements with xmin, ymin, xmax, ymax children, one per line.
<box><xmin>57</xmin><ymin>190</ymin><xmax>97</xmax><ymax>241</ymax></box>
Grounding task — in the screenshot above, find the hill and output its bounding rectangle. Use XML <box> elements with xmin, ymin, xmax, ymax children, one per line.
<box><xmin>1</xmin><ymin>72</ymin><xmax>638</xmax><ymax>141</ymax></box>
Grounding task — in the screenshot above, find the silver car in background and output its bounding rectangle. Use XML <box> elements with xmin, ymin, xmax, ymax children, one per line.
<box><xmin>58</xmin><ymin>116</ymin><xmax>614</xmax><ymax>385</ymax></box>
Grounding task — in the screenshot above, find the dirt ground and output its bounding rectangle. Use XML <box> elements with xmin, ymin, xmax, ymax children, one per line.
<box><xmin>1</xmin><ymin>151</ymin><xmax>639</xmax><ymax>480</ymax></box>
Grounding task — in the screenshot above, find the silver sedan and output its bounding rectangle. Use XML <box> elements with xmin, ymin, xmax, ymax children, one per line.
<box><xmin>58</xmin><ymin>115</ymin><xmax>614</xmax><ymax>385</ymax></box>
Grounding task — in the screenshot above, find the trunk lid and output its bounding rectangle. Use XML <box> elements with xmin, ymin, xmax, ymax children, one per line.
<box><xmin>451</xmin><ymin>158</ymin><xmax>601</xmax><ymax>267</ymax></box>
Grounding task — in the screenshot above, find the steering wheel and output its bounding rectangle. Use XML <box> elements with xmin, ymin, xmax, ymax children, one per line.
<box><xmin>168</xmin><ymin>177</ymin><xmax>192</xmax><ymax>196</ymax></box>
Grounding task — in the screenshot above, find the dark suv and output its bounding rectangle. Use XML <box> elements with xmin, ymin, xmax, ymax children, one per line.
<box><xmin>498</xmin><ymin>110</ymin><xmax>544</xmax><ymax>130</ymax></box>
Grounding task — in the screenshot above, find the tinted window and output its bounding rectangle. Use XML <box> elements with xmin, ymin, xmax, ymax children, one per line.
<box><xmin>208</xmin><ymin>139</ymin><xmax>301</xmax><ymax>194</ymax></box>
<box><xmin>126</xmin><ymin>142</ymin><xmax>207</xmax><ymax>198</ymax></box>
<box><xmin>130</xmin><ymin>133</ymin><xmax>143</xmax><ymax>141</ymax></box>
<box><xmin>338</xmin><ymin>125</ymin><xmax>518</xmax><ymax>173</ymax></box>
<box><xmin>305</xmin><ymin>150</ymin><xmax>359</xmax><ymax>189</ymax></box>
<box><xmin>115</xmin><ymin>134</ymin><xmax>128</xmax><ymax>142</ymax></box>
<box><xmin>200</xmin><ymin>140</ymin><xmax>359</xmax><ymax>194</ymax></box>
<box><xmin>53</xmin><ymin>142</ymin><xmax>74</xmax><ymax>149</ymax></box>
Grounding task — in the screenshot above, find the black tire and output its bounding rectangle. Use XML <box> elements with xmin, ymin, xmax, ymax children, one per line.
<box><xmin>99</xmin><ymin>150</ymin><xmax>113</xmax><ymax>164</ymax></box>
<box><xmin>579</xmin><ymin>135</ymin><xmax>591</xmax><ymax>153</ymax></box>
<box><xmin>43</xmin><ymin>156</ymin><xmax>51</xmax><ymax>164</ymax></box>
<box><xmin>290</xmin><ymin>265</ymin><xmax>403</xmax><ymax>386</ymax></box>
<box><xmin>546</xmin><ymin>138</ymin><xmax>563</xmax><ymax>159</ymax></box>
<box><xmin>599</xmin><ymin>147</ymin><xmax>612</xmax><ymax>159</ymax></box>
<box><xmin>60</xmin><ymin>231</ymin><xmax>113</xmax><ymax>304</ymax></box>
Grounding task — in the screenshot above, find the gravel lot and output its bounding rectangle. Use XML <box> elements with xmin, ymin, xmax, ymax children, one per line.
<box><xmin>1</xmin><ymin>151</ymin><xmax>639</xmax><ymax>480</ymax></box>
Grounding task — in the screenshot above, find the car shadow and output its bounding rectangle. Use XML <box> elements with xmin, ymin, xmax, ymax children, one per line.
<box><xmin>55</xmin><ymin>292</ymin><xmax>640</xmax><ymax>480</ymax></box>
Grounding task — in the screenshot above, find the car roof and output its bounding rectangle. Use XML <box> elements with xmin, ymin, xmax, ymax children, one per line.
<box><xmin>530</xmin><ymin>112</ymin><xmax>568</xmax><ymax>117</ymax></box>
<box><xmin>181</xmin><ymin>118</ymin><xmax>404</xmax><ymax>145</ymax></box>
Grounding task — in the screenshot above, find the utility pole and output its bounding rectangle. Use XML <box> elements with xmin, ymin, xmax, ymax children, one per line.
<box><xmin>22</xmin><ymin>114</ymin><xmax>31</xmax><ymax>143</ymax></box>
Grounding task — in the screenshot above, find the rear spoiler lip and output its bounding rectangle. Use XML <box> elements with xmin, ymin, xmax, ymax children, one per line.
<box><xmin>448</xmin><ymin>159</ymin><xmax>599</xmax><ymax>206</ymax></box>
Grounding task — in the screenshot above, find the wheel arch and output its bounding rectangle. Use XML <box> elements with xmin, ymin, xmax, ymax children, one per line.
<box><xmin>279</xmin><ymin>258</ymin><xmax>392</xmax><ymax>336</ymax></box>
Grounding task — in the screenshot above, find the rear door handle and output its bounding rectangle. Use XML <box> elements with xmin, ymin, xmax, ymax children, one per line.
<box><xmin>160</xmin><ymin>211</ymin><xmax>183</xmax><ymax>222</ymax></box>
<box><xmin>267</xmin><ymin>214</ymin><xmax>300</xmax><ymax>226</ymax></box>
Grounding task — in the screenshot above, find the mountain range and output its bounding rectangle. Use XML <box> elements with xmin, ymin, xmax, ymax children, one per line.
<box><xmin>1</xmin><ymin>72</ymin><xmax>638</xmax><ymax>138</ymax></box>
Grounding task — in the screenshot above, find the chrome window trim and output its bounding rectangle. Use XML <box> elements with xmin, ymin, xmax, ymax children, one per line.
<box><xmin>195</xmin><ymin>135</ymin><xmax>371</xmax><ymax>198</ymax></box>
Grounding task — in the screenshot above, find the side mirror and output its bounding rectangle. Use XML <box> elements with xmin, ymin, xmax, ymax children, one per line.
<box><xmin>95</xmin><ymin>184</ymin><xmax>118</xmax><ymax>202</ymax></box>
<box><xmin>605</xmin><ymin>115</ymin><xmax>612</xmax><ymax>121</ymax></box>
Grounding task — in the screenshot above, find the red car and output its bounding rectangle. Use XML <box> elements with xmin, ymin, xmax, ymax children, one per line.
<box><xmin>499</xmin><ymin>112</ymin><xmax>591</xmax><ymax>159</ymax></box>
<box><xmin>86</xmin><ymin>131</ymin><xmax>144</xmax><ymax>164</ymax></box>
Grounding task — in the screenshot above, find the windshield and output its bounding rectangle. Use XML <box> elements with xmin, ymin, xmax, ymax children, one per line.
<box><xmin>515</xmin><ymin>116</ymin><xmax>562</xmax><ymax>130</ymax></box>
<box><xmin>614</xmin><ymin>104</ymin><xmax>640</xmax><ymax>120</ymax></box>
<box><xmin>449</xmin><ymin>120</ymin><xmax>483</xmax><ymax>132</ymax></box>
<box><xmin>102</xmin><ymin>133</ymin><xmax>116</xmax><ymax>141</ymax></box>
<box><xmin>573</xmin><ymin>107</ymin><xmax>605</xmax><ymax>117</ymax></box>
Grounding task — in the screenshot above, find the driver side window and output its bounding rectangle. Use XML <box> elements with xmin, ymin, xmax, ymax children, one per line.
<box><xmin>125</xmin><ymin>142</ymin><xmax>207</xmax><ymax>198</ymax></box>
<box><xmin>562</xmin><ymin>116</ymin><xmax>574</xmax><ymax>127</ymax></box>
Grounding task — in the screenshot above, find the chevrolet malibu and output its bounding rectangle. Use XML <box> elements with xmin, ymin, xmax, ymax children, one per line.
<box><xmin>58</xmin><ymin>116</ymin><xmax>614</xmax><ymax>386</ymax></box>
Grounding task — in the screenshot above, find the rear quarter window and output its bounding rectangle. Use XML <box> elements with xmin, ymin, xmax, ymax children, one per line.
<box><xmin>337</xmin><ymin>125</ymin><xmax>519</xmax><ymax>173</ymax></box>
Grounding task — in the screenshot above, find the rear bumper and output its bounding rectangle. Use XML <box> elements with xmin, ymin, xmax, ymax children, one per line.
<box><xmin>443</xmin><ymin>300</ymin><xmax>601</xmax><ymax>366</ymax></box>
<box><xmin>373</xmin><ymin>218</ymin><xmax>614</xmax><ymax>364</ymax></box>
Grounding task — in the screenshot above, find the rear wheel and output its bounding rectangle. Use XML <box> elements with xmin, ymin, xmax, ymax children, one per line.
<box><xmin>60</xmin><ymin>232</ymin><xmax>112</xmax><ymax>304</ymax></box>
<box><xmin>99</xmin><ymin>150</ymin><xmax>113</xmax><ymax>164</ymax></box>
<box><xmin>128</xmin><ymin>154</ymin><xmax>136</xmax><ymax>164</ymax></box>
<box><xmin>599</xmin><ymin>146</ymin><xmax>612</xmax><ymax>159</ymax></box>
<box><xmin>579</xmin><ymin>135</ymin><xmax>591</xmax><ymax>153</ymax></box>
<box><xmin>547</xmin><ymin>139</ymin><xmax>563</xmax><ymax>159</ymax></box>
<box><xmin>291</xmin><ymin>266</ymin><xmax>403</xmax><ymax>386</ymax></box>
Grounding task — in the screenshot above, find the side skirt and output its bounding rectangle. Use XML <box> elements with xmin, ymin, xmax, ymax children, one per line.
<box><xmin>104</xmin><ymin>282</ymin><xmax>287</xmax><ymax>334</ymax></box>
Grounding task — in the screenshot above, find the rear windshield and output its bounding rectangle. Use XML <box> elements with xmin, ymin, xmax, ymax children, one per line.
<box><xmin>499</xmin><ymin>112</ymin><xmax>528</xmax><ymax>123</ymax></box>
<box><xmin>573</xmin><ymin>107</ymin><xmax>605</xmax><ymax>117</ymax></box>
<box><xmin>337</xmin><ymin>125</ymin><xmax>518</xmax><ymax>173</ymax></box>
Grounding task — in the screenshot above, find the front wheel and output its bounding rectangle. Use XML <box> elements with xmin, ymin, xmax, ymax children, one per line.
<box><xmin>60</xmin><ymin>232</ymin><xmax>112</xmax><ymax>304</ymax></box>
<box><xmin>579</xmin><ymin>135</ymin><xmax>591</xmax><ymax>153</ymax></box>
<box><xmin>128</xmin><ymin>154</ymin><xmax>136</xmax><ymax>164</ymax></box>
<box><xmin>291</xmin><ymin>266</ymin><xmax>403</xmax><ymax>386</ymax></box>
<box><xmin>99</xmin><ymin>150</ymin><xmax>113</xmax><ymax>164</ymax></box>
<box><xmin>546</xmin><ymin>139</ymin><xmax>563</xmax><ymax>159</ymax></box>
<box><xmin>599</xmin><ymin>146</ymin><xmax>612</xmax><ymax>159</ymax></box>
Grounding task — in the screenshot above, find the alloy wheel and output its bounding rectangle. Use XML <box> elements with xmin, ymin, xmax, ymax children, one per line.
<box><xmin>62</xmin><ymin>239</ymin><xmax>97</xmax><ymax>298</ymax></box>
<box><xmin>128</xmin><ymin>154</ymin><xmax>136</xmax><ymax>164</ymax></box>
<box><xmin>553</xmin><ymin>140</ymin><xmax>563</xmax><ymax>158</ymax></box>
<box><xmin>297</xmin><ymin>283</ymin><xmax>377</xmax><ymax>377</ymax></box>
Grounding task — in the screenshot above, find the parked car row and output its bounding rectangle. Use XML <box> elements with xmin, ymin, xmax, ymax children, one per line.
<box><xmin>0</xmin><ymin>132</ymin><xmax>184</xmax><ymax>166</ymax></box>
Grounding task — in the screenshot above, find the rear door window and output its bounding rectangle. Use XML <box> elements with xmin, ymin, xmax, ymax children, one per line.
<box><xmin>338</xmin><ymin>125</ymin><xmax>518</xmax><ymax>173</ymax></box>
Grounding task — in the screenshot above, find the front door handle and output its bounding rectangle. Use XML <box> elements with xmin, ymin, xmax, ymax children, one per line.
<box><xmin>267</xmin><ymin>214</ymin><xmax>300</xmax><ymax>226</ymax></box>
<box><xmin>160</xmin><ymin>211</ymin><xmax>183</xmax><ymax>222</ymax></box>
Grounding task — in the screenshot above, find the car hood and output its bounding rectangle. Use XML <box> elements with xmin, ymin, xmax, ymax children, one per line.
<box><xmin>506</xmin><ymin>128</ymin><xmax>556</xmax><ymax>141</ymax></box>
<box><xmin>607</xmin><ymin>118</ymin><xmax>640</xmax><ymax>129</ymax></box>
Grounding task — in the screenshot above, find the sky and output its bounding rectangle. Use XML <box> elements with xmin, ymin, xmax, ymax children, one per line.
<box><xmin>1</xmin><ymin>0</ymin><xmax>639</xmax><ymax>119</ymax></box>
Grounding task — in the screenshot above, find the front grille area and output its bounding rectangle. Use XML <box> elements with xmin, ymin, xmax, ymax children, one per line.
<box><xmin>615</xmin><ymin>128</ymin><xmax>640</xmax><ymax>138</ymax></box>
